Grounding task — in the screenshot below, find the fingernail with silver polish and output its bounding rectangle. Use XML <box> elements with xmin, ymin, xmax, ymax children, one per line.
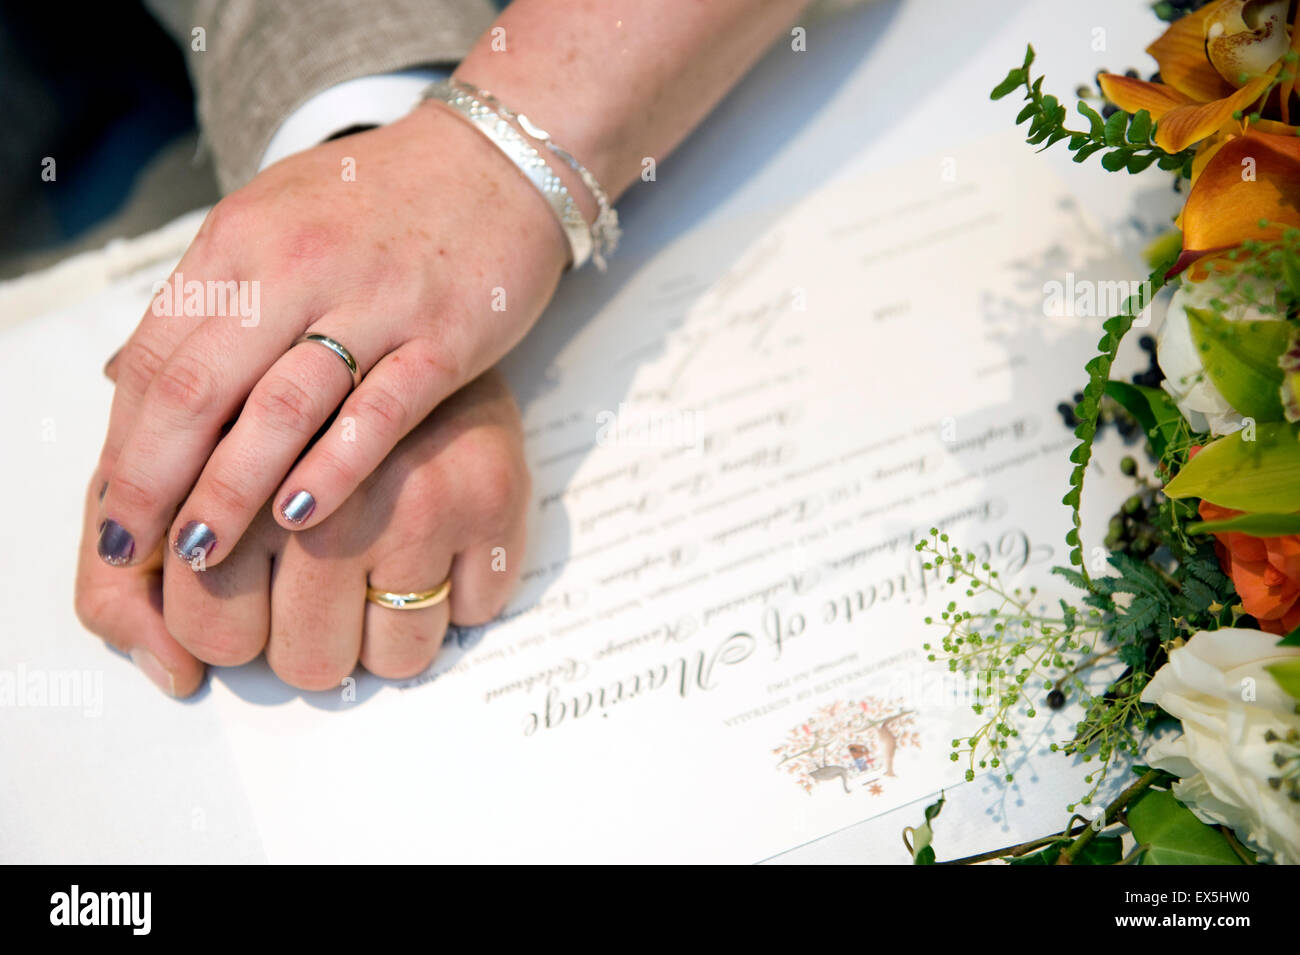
<box><xmin>280</xmin><ymin>490</ymin><xmax>316</xmax><ymax>524</ymax></box>
<box><xmin>173</xmin><ymin>521</ymin><xmax>217</xmax><ymax>565</ymax></box>
<box><xmin>97</xmin><ymin>519</ymin><xmax>134</xmax><ymax>565</ymax></box>
<box><xmin>130</xmin><ymin>648</ymin><xmax>175</xmax><ymax>696</ymax></box>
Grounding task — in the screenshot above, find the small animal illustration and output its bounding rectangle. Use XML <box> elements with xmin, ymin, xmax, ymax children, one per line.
<box><xmin>874</xmin><ymin>716</ymin><xmax>900</xmax><ymax>777</ymax></box>
<box><xmin>808</xmin><ymin>764</ymin><xmax>852</xmax><ymax>794</ymax></box>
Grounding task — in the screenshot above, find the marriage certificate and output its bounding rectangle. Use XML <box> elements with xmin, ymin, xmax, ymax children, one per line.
<box><xmin>182</xmin><ymin>135</ymin><xmax>1137</xmax><ymax>862</ymax></box>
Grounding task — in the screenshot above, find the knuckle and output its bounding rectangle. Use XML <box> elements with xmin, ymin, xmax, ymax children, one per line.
<box><xmin>202</xmin><ymin>193</ymin><xmax>256</xmax><ymax>244</ymax></box>
<box><xmin>267</xmin><ymin>645</ymin><xmax>352</xmax><ymax>692</ymax></box>
<box><xmin>362</xmin><ymin>620</ymin><xmax>443</xmax><ymax>680</ymax></box>
<box><xmin>470</xmin><ymin>455</ymin><xmax>523</xmax><ymax>527</ymax></box>
<box><xmin>250</xmin><ymin>374</ymin><xmax>320</xmax><ymax>436</ymax></box>
<box><xmin>406</xmin><ymin>335</ymin><xmax>464</xmax><ymax>391</ymax></box>
<box><xmin>351</xmin><ymin>383</ymin><xmax>408</xmax><ymax>434</ymax></box>
<box><xmin>107</xmin><ymin>471</ymin><xmax>160</xmax><ymax>515</ymax></box>
<box><xmin>73</xmin><ymin>582</ymin><xmax>115</xmax><ymax>638</ymax></box>
<box><xmin>312</xmin><ymin>443</ymin><xmax>364</xmax><ymax>494</ymax></box>
<box><xmin>451</xmin><ymin>602</ymin><xmax>503</xmax><ymax>629</ymax></box>
<box><xmin>395</xmin><ymin>468</ymin><xmax>448</xmax><ymax>526</ymax></box>
<box><xmin>201</xmin><ymin>471</ymin><xmax>255</xmax><ymax>517</ymax></box>
<box><xmin>176</xmin><ymin>625</ymin><xmax>260</xmax><ymax>667</ymax></box>
<box><xmin>118</xmin><ymin>339</ymin><xmax>169</xmax><ymax>396</ymax></box>
<box><xmin>153</xmin><ymin>353</ymin><xmax>218</xmax><ymax>419</ymax></box>
<box><xmin>366</xmin><ymin>647</ymin><xmax>438</xmax><ymax>681</ymax></box>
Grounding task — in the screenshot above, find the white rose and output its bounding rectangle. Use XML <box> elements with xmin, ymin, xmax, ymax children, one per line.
<box><xmin>1140</xmin><ymin>628</ymin><xmax>1300</xmax><ymax>865</ymax></box>
<box><xmin>1156</xmin><ymin>275</ymin><xmax>1283</xmax><ymax>436</ymax></box>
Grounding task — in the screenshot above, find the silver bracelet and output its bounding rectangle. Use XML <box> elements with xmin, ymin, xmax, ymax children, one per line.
<box><xmin>422</xmin><ymin>80</ymin><xmax>593</xmax><ymax>270</ymax></box>
<box><xmin>449</xmin><ymin>78</ymin><xmax>620</xmax><ymax>271</ymax></box>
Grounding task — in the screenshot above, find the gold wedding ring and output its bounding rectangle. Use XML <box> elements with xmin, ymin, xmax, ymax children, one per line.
<box><xmin>365</xmin><ymin>577</ymin><xmax>452</xmax><ymax>611</ymax></box>
<box><xmin>293</xmin><ymin>333</ymin><xmax>361</xmax><ymax>388</ymax></box>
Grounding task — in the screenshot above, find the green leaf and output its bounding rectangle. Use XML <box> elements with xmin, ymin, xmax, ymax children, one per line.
<box><xmin>1188</xmin><ymin>511</ymin><xmax>1300</xmax><ymax>536</ymax></box>
<box><xmin>1101</xmin><ymin>149</ymin><xmax>1131</xmax><ymax>172</ymax></box>
<box><xmin>1127</xmin><ymin>109</ymin><xmax>1153</xmax><ymax>143</ymax></box>
<box><xmin>1278</xmin><ymin>625</ymin><xmax>1300</xmax><ymax>647</ymax></box>
<box><xmin>1078</xmin><ymin>101</ymin><xmax>1105</xmax><ymax>138</ymax></box>
<box><xmin>908</xmin><ymin>793</ymin><xmax>945</xmax><ymax>864</ymax></box>
<box><xmin>1126</xmin><ymin>789</ymin><xmax>1245</xmax><ymax>865</ymax></box>
<box><xmin>1179</xmin><ymin>576</ymin><xmax>1216</xmax><ymax>612</ymax></box>
<box><xmin>1061</xmin><ymin>598</ymin><xmax>1077</xmax><ymax>632</ymax></box>
<box><xmin>1265</xmin><ymin>658</ymin><xmax>1300</xmax><ymax>700</ymax></box>
<box><xmin>1104</xmin><ymin>109</ymin><xmax>1128</xmax><ymax>146</ymax></box>
<box><xmin>1184</xmin><ymin>555</ymin><xmax>1230</xmax><ymax>589</ymax></box>
<box><xmin>1109</xmin><ymin>551</ymin><xmax>1170</xmax><ymax>602</ymax></box>
<box><xmin>1072</xmin><ymin>141</ymin><xmax>1107</xmax><ymax>163</ymax></box>
<box><xmin>1006</xmin><ymin>834</ymin><xmax>1122</xmax><ymax>866</ymax></box>
<box><xmin>991</xmin><ymin>68</ymin><xmax>1026</xmax><ymax>100</ymax></box>
<box><xmin>1062</xmin><ymin>266</ymin><xmax>1169</xmax><ymax>588</ymax></box>
<box><xmin>1185</xmin><ymin>307</ymin><xmax>1288</xmax><ymax>421</ymax></box>
<box><xmin>1143</xmin><ymin>228</ymin><xmax>1184</xmax><ymax>273</ymax></box>
<box><xmin>1282</xmin><ymin>251</ymin><xmax>1300</xmax><ymax>302</ymax></box>
<box><xmin>1164</xmin><ymin>422</ymin><xmax>1300</xmax><ymax>511</ymax></box>
<box><xmin>1036</xmin><ymin>128</ymin><xmax>1071</xmax><ymax>152</ymax></box>
<box><xmin>1130</xmin><ymin>764</ymin><xmax>1178</xmax><ymax>787</ymax></box>
<box><xmin>1104</xmin><ymin>380</ymin><xmax>1183</xmax><ymax>461</ymax></box>
<box><xmin>1126</xmin><ymin>152</ymin><xmax>1160</xmax><ymax>174</ymax></box>
<box><xmin>1052</xmin><ymin>566</ymin><xmax>1090</xmax><ymax>591</ymax></box>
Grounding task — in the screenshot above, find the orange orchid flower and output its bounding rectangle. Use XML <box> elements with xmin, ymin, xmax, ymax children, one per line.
<box><xmin>1097</xmin><ymin>1</ymin><xmax>1298</xmax><ymax>154</ymax></box>
<box><xmin>1173</xmin><ymin>127</ymin><xmax>1300</xmax><ymax>271</ymax></box>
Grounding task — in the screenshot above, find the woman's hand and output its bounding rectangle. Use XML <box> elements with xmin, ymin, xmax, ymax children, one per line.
<box><xmin>92</xmin><ymin>0</ymin><xmax>810</xmax><ymax>575</ymax></box>
<box><xmin>75</xmin><ymin>370</ymin><xmax>529</xmax><ymax>695</ymax></box>
<box><xmin>94</xmin><ymin>102</ymin><xmax>565</xmax><ymax>572</ymax></box>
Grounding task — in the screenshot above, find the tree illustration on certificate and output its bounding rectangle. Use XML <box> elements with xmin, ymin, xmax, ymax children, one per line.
<box><xmin>774</xmin><ymin>698</ymin><xmax>919</xmax><ymax>796</ymax></box>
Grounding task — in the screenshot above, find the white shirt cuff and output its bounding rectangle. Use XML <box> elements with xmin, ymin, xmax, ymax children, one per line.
<box><xmin>259</xmin><ymin>68</ymin><xmax>449</xmax><ymax>171</ymax></box>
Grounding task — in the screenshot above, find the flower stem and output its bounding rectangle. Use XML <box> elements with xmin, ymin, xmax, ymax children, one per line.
<box><xmin>1059</xmin><ymin>768</ymin><xmax>1161</xmax><ymax>865</ymax></box>
<box><xmin>936</xmin><ymin>827</ymin><xmax>1086</xmax><ymax>866</ymax></box>
<box><xmin>934</xmin><ymin>769</ymin><xmax>1164</xmax><ymax>865</ymax></box>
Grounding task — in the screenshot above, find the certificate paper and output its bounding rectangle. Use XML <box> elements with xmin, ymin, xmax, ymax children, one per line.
<box><xmin>205</xmin><ymin>136</ymin><xmax>1137</xmax><ymax>863</ymax></box>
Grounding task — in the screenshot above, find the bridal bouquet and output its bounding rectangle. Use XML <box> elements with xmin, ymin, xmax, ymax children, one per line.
<box><xmin>907</xmin><ymin>0</ymin><xmax>1300</xmax><ymax>865</ymax></box>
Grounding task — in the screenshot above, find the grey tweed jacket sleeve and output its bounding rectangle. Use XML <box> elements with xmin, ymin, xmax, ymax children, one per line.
<box><xmin>145</xmin><ymin>0</ymin><xmax>497</xmax><ymax>192</ymax></box>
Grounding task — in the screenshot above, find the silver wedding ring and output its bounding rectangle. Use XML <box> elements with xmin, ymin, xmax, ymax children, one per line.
<box><xmin>293</xmin><ymin>333</ymin><xmax>361</xmax><ymax>389</ymax></box>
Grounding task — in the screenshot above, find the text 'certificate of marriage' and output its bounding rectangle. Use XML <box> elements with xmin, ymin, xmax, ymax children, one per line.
<box><xmin>209</xmin><ymin>135</ymin><xmax>1137</xmax><ymax>863</ymax></box>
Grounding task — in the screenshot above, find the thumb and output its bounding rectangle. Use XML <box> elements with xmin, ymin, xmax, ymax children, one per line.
<box><xmin>75</xmin><ymin>478</ymin><xmax>205</xmax><ymax>696</ymax></box>
<box><xmin>102</xmin><ymin>347</ymin><xmax>122</xmax><ymax>383</ymax></box>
